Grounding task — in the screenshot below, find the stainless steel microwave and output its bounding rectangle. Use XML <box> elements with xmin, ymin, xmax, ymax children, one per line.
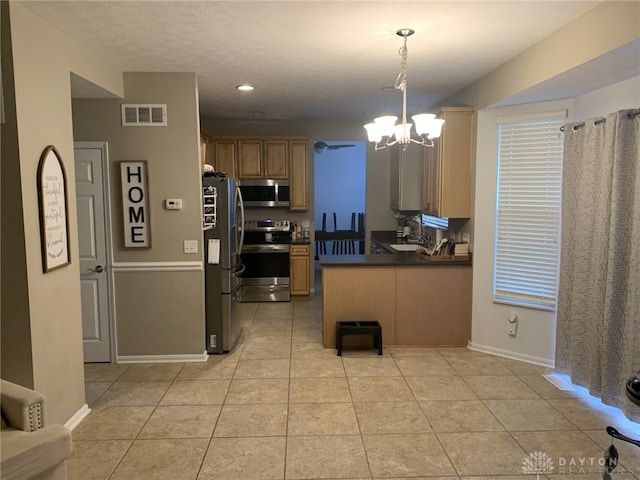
<box><xmin>238</xmin><ymin>179</ymin><xmax>290</xmax><ymax>208</ymax></box>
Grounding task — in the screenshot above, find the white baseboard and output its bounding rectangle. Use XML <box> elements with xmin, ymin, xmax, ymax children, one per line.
<box><xmin>467</xmin><ymin>342</ymin><xmax>555</xmax><ymax>368</ymax></box>
<box><xmin>65</xmin><ymin>404</ymin><xmax>91</xmax><ymax>431</ymax></box>
<box><xmin>116</xmin><ymin>351</ymin><xmax>208</xmax><ymax>364</ymax></box>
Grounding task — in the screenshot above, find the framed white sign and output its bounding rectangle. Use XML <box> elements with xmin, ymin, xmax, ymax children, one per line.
<box><xmin>37</xmin><ymin>145</ymin><xmax>71</xmax><ymax>272</ymax></box>
<box><xmin>120</xmin><ymin>161</ymin><xmax>151</xmax><ymax>248</ymax></box>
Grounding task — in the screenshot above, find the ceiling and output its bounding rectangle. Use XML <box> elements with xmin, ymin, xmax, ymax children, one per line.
<box><xmin>20</xmin><ymin>1</ymin><xmax>636</xmax><ymax>122</ymax></box>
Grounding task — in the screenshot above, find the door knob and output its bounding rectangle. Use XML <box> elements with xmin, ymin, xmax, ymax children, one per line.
<box><xmin>93</xmin><ymin>265</ymin><xmax>104</xmax><ymax>273</ymax></box>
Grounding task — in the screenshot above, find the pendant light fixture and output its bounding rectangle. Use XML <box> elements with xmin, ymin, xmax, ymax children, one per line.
<box><xmin>364</xmin><ymin>29</ymin><xmax>444</xmax><ymax>150</ymax></box>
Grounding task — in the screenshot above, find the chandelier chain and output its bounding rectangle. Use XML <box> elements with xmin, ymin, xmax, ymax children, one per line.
<box><xmin>394</xmin><ymin>36</ymin><xmax>408</xmax><ymax>93</ymax></box>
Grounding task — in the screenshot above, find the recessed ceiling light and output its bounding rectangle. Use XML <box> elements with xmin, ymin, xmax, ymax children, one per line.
<box><xmin>236</xmin><ymin>85</ymin><xmax>254</xmax><ymax>92</ymax></box>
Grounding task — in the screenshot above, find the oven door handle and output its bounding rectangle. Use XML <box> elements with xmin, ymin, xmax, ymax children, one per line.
<box><xmin>242</xmin><ymin>244</ymin><xmax>290</xmax><ymax>253</ymax></box>
<box><xmin>231</xmin><ymin>262</ymin><xmax>246</xmax><ymax>277</ymax></box>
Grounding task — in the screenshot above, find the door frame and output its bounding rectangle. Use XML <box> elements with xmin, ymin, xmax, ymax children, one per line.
<box><xmin>74</xmin><ymin>141</ymin><xmax>117</xmax><ymax>362</ymax></box>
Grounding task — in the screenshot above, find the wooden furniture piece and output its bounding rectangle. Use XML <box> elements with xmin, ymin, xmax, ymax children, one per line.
<box><xmin>423</xmin><ymin>107</ymin><xmax>474</xmax><ymax>218</ymax></box>
<box><xmin>336</xmin><ymin>321</ymin><xmax>383</xmax><ymax>356</ymax></box>
<box><xmin>290</xmin><ymin>243</ymin><xmax>310</xmax><ymax>296</ymax></box>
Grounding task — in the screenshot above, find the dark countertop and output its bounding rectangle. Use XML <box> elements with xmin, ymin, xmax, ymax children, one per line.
<box><xmin>320</xmin><ymin>254</ymin><xmax>471</xmax><ymax>267</ymax></box>
<box><xmin>319</xmin><ymin>230</ymin><xmax>472</xmax><ymax>267</ymax></box>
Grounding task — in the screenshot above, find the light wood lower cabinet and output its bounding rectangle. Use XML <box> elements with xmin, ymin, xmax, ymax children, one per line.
<box><xmin>322</xmin><ymin>265</ymin><xmax>471</xmax><ymax>348</ymax></box>
<box><xmin>290</xmin><ymin>244</ymin><xmax>310</xmax><ymax>296</ymax></box>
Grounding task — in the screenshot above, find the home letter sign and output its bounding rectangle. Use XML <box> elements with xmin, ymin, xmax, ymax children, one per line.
<box><xmin>120</xmin><ymin>161</ymin><xmax>151</xmax><ymax>248</ymax></box>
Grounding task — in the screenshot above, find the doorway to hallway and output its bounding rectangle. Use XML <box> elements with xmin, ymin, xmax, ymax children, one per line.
<box><xmin>313</xmin><ymin>140</ymin><xmax>366</xmax><ymax>256</ymax></box>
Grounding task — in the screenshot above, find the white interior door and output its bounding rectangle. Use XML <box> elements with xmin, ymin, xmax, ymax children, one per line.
<box><xmin>75</xmin><ymin>142</ymin><xmax>112</xmax><ymax>362</ymax></box>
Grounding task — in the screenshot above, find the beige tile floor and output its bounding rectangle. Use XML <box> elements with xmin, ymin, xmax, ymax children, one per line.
<box><xmin>70</xmin><ymin>281</ymin><xmax>640</xmax><ymax>480</ymax></box>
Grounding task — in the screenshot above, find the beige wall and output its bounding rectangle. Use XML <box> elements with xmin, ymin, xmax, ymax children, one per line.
<box><xmin>72</xmin><ymin>72</ymin><xmax>205</xmax><ymax>358</ymax></box>
<box><xmin>447</xmin><ymin>1</ymin><xmax>640</xmax><ymax>110</ymax></box>
<box><xmin>3</xmin><ymin>2</ymin><xmax>123</xmax><ymax>423</ymax></box>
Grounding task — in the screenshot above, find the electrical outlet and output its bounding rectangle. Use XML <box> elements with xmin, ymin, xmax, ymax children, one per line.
<box><xmin>507</xmin><ymin>311</ymin><xmax>518</xmax><ymax>336</ymax></box>
<box><xmin>183</xmin><ymin>240</ymin><xmax>198</xmax><ymax>254</ymax></box>
<box><xmin>462</xmin><ymin>233</ymin><xmax>470</xmax><ymax>243</ymax></box>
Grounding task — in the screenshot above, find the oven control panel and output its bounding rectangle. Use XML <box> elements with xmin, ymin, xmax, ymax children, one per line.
<box><xmin>244</xmin><ymin>220</ymin><xmax>290</xmax><ymax>232</ymax></box>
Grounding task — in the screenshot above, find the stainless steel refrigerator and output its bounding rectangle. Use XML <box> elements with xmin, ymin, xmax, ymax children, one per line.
<box><xmin>203</xmin><ymin>175</ymin><xmax>245</xmax><ymax>354</ymax></box>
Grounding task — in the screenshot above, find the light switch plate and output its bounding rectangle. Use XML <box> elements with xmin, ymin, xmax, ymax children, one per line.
<box><xmin>183</xmin><ymin>240</ymin><xmax>198</xmax><ymax>254</ymax></box>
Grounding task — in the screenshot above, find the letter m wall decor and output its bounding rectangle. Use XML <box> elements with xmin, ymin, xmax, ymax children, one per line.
<box><xmin>120</xmin><ymin>161</ymin><xmax>151</xmax><ymax>248</ymax></box>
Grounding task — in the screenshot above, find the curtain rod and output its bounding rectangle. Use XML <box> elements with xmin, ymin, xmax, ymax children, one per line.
<box><xmin>560</xmin><ymin>109</ymin><xmax>640</xmax><ymax>132</ymax></box>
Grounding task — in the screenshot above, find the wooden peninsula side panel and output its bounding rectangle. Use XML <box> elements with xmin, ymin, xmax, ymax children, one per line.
<box><xmin>395</xmin><ymin>267</ymin><xmax>472</xmax><ymax>346</ymax></box>
<box><xmin>322</xmin><ymin>266</ymin><xmax>396</xmax><ymax>348</ymax></box>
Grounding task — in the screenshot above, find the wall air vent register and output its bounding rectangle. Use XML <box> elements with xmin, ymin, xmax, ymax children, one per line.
<box><xmin>121</xmin><ymin>104</ymin><xmax>167</xmax><ymax>126</ymax></box>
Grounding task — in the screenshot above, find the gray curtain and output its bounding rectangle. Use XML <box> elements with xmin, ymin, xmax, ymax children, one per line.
<box><xmin>556</xmin><ymin>109</ymin><xmax>640</xmax><ymax>422</ymax></box>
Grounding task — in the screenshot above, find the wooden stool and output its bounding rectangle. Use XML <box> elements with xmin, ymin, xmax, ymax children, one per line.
<box><xmin>336</xmin><ymin>321</ymin><xmax>383</xmax><ymax>356</ymax></box>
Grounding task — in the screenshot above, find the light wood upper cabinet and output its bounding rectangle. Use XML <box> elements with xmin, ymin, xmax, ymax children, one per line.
<box><xmin>289</xmin><ymin>140</ymin><xmax>309</xmax><ymax>211</ymax></box>
<box><xmin>211</xmin><ymin>136</ymin><xmax>309</xmax><ymax>210</ymax></box>
<box><xmin>200</xmin><ymin>130</ymin><xmax>213</xmax><ymax>168</ymax></box>
<box><xmin>212</xmin><ymin>140</ymin><xmax>237</xmax><ymax>178</ymax></box>
<box><xmin>237</xmin><ymin>140</ymin><xmax>264</xmax><ymax>178</ymax></box>
<box><xmin>263</xmin><ymin>141</ymin><xmax>289</xmax><ymax>178</ymax></box>
<box><xmin>422</xmin><ymin>107</ymin><xmax>474</xmax><ymax>218</ymax></box>
<box><xmin>235</xmin><ymin>140</ymin><xmax>288</xmax><ymax>179</ymax></box>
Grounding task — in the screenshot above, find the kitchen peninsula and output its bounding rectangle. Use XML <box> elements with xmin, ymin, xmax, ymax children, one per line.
<box><xmin>320</xmin><ymin>239</ymin><xmax>472</xmax><ymax>349</ymax></box>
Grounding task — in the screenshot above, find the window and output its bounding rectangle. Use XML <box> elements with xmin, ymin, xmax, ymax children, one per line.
<box><xmin>494</xmin><ymin>115</ymin><xmax>564</xmax><ymax>310</ymax></box>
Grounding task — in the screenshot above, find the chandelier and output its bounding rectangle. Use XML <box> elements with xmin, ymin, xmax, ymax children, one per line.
<box><xmin>364</xmin><ymin>29</ymin><xmax>444</xmax><ymax>150</ymax></box>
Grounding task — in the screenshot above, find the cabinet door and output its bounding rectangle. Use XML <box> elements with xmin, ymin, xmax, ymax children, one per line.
<box><xmin>213</xmin><ymin>140</ymin><xmax>237</xmax><ymax>178</ymax></box>
<box><xmin>422</xmin><ymin>107</ymin><xmax>473</xmax><ymax>218</ymax></box>
<box><xmin>438</xmin><ymin>109</ymin><xmax>473</xmax><ymax>218</ymax></box>
<box><xmin>395</xmin><ymin>267</ymin><xmax>471</xmax><ymax>346</ymax></box>
<box><xmin>238</xmin><ymin>140</ymin><xmax>263</xmax><ymax>178</ymax></box>
<box><xmin>289</xmin><ymin>141</ymin><xmax>309</xmax><ymax>211</ymax></box>
<box><xmin>264</xmin><ymin>141</ymin><xmax>288</xmax><ymax>178</ymax></box>
<box><xmin>290</xmin><ymin>245</ymin><xmax>310</xmax><ymax>296</ymax></box>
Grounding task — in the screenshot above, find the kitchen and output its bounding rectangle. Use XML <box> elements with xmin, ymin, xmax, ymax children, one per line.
<box><xmin>200</xmin><ymin>106</ymin><xmax>475</xmax><ymax>355</ymax></box>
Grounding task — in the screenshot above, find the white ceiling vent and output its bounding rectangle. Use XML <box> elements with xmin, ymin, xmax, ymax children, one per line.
<box><xmin>121</xmin><ymin>104</ymin><xmax>167</xmax><ymax>126</ymax></box>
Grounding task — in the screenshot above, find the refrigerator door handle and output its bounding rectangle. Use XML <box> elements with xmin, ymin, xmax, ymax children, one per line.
<box><xmin>237</xmin><ymin>186</ymin><xmax>245</xmax><ymax>254</ymax></box>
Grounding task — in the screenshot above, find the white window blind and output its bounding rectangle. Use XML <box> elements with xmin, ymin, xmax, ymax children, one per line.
<box><xmin>494</xmin><ymin>116</ymin><xmax>564</xmax><ymax>309</ymax></box>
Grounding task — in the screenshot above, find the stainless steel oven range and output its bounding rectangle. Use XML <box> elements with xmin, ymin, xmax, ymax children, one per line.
<box><xmin>239</xmin><ymin>220</ymin><xmax>291</xmax><ymax>302</ymax></box>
